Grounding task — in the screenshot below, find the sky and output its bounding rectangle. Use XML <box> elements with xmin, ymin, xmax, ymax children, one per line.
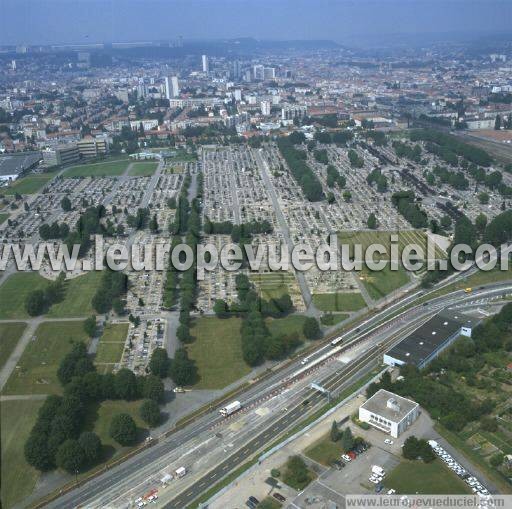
<box><xmin>1</xmin><ymin>0</ymin><xmax>511</xmax><ymax>46</ymax></box>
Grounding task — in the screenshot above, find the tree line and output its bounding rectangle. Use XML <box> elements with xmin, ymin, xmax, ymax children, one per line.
<box><xmin>277</xmin><ymin>137</ymin><xmax>324</xmax><ymax>202</ymax></box>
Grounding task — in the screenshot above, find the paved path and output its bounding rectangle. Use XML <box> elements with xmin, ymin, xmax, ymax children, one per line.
<box><xmin>0</xmin><ymin>394</ymin><xmax>48</xmax><ymax>401</ymax></box>
<box><xmin>254</xmin><ymin>149</ymin><xmax>319</xmax><ymax>317</ymax></box>
<box><xmin>0</xmin><ymin>317</ymin><xmax>42</xmax><ymax>391</ymax></box>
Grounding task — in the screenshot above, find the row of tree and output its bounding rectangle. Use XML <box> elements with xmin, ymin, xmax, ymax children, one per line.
<box><xmin>91</xmin><ymin>269</ymin><xmax>128</xmax><ymax>314</ymax></box>
<box><xmin>277</xmin><ymin>137</ymin><xmax>324</xmax><ymax>202</ymax></box>
<box><xmin>409</xmin><ymin>129</ymin><xmax>493</xmax><ymax>167</ymax></box>
<box><xmin>391</xmin><ymin>191</ymin><xmax>428</xmax><ymax>229</ymax></box>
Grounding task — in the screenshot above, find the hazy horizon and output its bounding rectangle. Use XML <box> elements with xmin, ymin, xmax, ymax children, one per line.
<box><xmin>1</xmin><ymin>0</ymin><xmax>512</xmax><ymax>47</ymax></box>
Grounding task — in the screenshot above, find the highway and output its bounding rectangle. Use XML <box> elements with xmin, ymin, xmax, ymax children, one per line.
<box><xmin>42</xmin><ymin>279</ymin><xmax>512</xmax><ymax>509</ymax></box>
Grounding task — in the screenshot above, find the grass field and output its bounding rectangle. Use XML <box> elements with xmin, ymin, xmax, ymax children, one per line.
<box><xmin>94</xmin><ymin>323</ymin><xmax>128</xmax><ymax>365</ymax></box>
<box><xmin>304</xmin><ymin>433</ymin><xmax>344</xmax><ymax>466</ymax></box>
<box><xmin>0</xmin><ymin>271</ymin><xmax>101</xmax><ymax>320</ymax></box>
<box><xmin>89</xmin><ymin>399</ymin><xmax>147</xmax><ymax>453</ymax></box>
<box><xmin>0</xmin><ymin>272</ymin><xmax>50</xmax><ymax>319</ymax></box>
<box><xmin>3</xmin><ymin>172</ymin><xmax>57</xmax><ymax>195</ymax></box>
<box><xmin>0</xmin><ymin>399</ymin><xmax>44</xmax><ymax>509</ymax></box>
<box><xmin>0</xmin><ymin>213</ymin><xmax>8</xmax><ymax>225</ymax></box>
<box><xmin>338</xmin><ymin>230</ymin><xmax>446</xmax><ymax>260</ymax></box>
<box><xmin>358</xmin><ymin>264</ymin><xmax>410</xmax><ymax>300</ymax></box>
<box><xmin>0</xmin><ymin>322</ymin><xmax>26</xmax><ymax>371</ymax></box>
<box><xmin>127</xmin><ymin>162</ymin><xmax>158</xmax><ymax>177</ymax></box>
<box><xmin>2</xmin><ymin>320</ymin><xmax>88</xmax><ymax>395</ymax></box>
<box><xmin>312</xmin><ymin>292</ymin><xmax>366</xmax><ymax>312</ymax></box>
<box><xmin>257</xmin><ymin>498</ymin><xmax>282</xmax><ymax>509</ymax></box>
<box><xmin>47</xmin><ymin>272</ymin><xmax>103</xmax><ymax>318</ymax></box>
<box><xmin>250</xmin><ymin>272</ymin><xmax>300</xmax><ymax>300</ymax></box>
<box><xmin>320</xmin><ymin>313</ymin><xmax>349</xmax><ymax>326</ymax></box>
<box><xmin>386</xmin><ymin>459</ymin><xmax>471</xmax><ymax>494</ymax></box>
<box><xmin>187</xmin><ymin>316</ymin><xmax>250</xmax><ymax>389</ymax></box>
<box><xmin>63</xmin><ymin>160</ymin><xmax>129</xmax><ymax>178</ymax></box>
<box><xmin>266</xmin><ymin>314</ymin><xmax>308</xmax><ymax>340</ymax></box>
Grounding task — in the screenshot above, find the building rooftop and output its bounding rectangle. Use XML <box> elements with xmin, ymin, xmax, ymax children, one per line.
<box><xmin>360</xmin><ymin>389</ymin><xmax>418</xmax><ymax>423</ymax></box>
<box><xmin>0</xmin><ymin>152</ymin><xmax>41</xmax><ymax>177</ymax></box>
<box><xmin>384</xmin><ymin>310</ymin><xmax>478</xmax><ymax>366</ymax></box>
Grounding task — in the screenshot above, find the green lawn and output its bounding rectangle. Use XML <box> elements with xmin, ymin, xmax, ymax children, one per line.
<box><xmin>90</xmin><ymin>399</ymin><xmax>147</xmax><ymax>453</ymax></box>
<box><xmin>0</xmin><ymin>213</ymin><xmax>9</xmax><ymax>225</ymax></box>
<box><xmin>257</xmin><ymin>498</ymin><xmax>282</xmax><ymax>509</ymax></box>
<box><xmin>250</xmin><ymin>272</ymin><xmax>298</xmax><ymax>300</ymax></box>
<box><xmin>266</xmin><ymin>314</ymin><xmax>308</xmax><ymax>340</ymax></box>
<box><xmin>63</xmin><ymin>160</ymin><xmax>129</xmax><ymax>177</ymax></box>
<box><xmin>0</xmin><ymin>272</ymin><xmax>50</xmax><ymax>319</ymax></box>
<box><xmin>0</xmin><ymin>399</ymin><xmax>44</xmax><ymax>509</ymax></box>
<box><xmin>187</xmin><ymin>316</ymin><xmax>250</xmax><ymax>389</ymax></box>
<box><xmin>0</xmin><ymin>322</ymin><xmax>26</xmax><ymax>371</ymax></box>
<box><xmin>304</xmin><ymin>433</ymin><xmax>344</xmax><ymax>466</ymax></box>
<box><xmin>3</xmin><ymin>172</ymin><xmax>57</xmax><ymax>195</ymax></box>
<box><xmin>127</xmin><ymin>162</ymin><xmax>158</xmax><ymax>177</ymax></box>
<box><xmin>47</xmin><ymin>272</ymin><xmax>103</xmax><ymax>318</ymax></box>
<box><xmin>0</xmin><ymin>271</ymin><xmax>101</xmax><ymax>320</ymax></box>
<box><xmin>386</xmin><ymin>459</ymin><xmax>472</xmax><ymax>495</ymax></box>
<box><xmin>312</xmin><ymin>292</ymin><xmax>366</xmax><ymax>312</ymax></box>
<box><xmin>338</xmin><ymin>230</ymin><xmax>446</xmax><ymax>260</ymax></box>
<box><xmin>359</xmin><ymin>264</ymin><xmax>410</xmax><ymax>300</ymax></box>
<box><xmin>94</xmin><ymin>323</ymin><xmax>128</xmax><ymax>364</ymax></box>
<box><xmin>2</xmin><ymin>320</ymin><xmax>88</xmax><ymax>395</ymax></box>
<box><xmin>320</xmin><ymin>313</ymin><xmax>349</xmax><ymax>326</ymax></box>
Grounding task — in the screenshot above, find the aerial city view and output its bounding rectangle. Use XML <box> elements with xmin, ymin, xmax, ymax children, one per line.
<box><xmin>1</xmin><ymin>1</ymin><xmax>512</xmax><ymax>508</ymax></box>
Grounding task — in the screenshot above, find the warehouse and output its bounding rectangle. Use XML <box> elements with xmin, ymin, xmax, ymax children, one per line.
<box><xmin>359</xmin><ymin>389</ymin><xmax>420</xmax><ymax>438</ymax></box>
<box><xmin>0</xmin><ymin>152</ymin><xmax>41</xmax><ymax>182</ymax></box>
<box><xmin>383</xmin><ymin>310</ymin><xmax>476</xmax><ymax>369</ymax></box>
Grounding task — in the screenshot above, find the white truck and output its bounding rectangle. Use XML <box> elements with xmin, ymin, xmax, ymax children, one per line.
<box><xmin>219</xmin><ymin>400</ymin><xmax>242</xmax><ymax>417</ymax></box>
<box><xmin>175</xmin><ymin>466</ymin><xmax>186</xmax><ymax>478</ymax></box>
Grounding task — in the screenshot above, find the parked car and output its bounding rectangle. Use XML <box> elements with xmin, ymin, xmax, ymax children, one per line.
<box><xmin>273</xmin><ymin>493</ymin><xmax>286</xmax><ymax>502</ymax></box>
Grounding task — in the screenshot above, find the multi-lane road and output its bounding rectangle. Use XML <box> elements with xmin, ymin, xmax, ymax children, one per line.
<box><xmin>41</xmin><ymin>279</ymin><xmax>512</xmax><ymax>509</ymax></box>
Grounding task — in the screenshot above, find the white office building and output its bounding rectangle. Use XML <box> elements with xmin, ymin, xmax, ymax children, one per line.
<box><xmin>261</xmin><ymin>100</ymin><xmax>271</xmax><ymax>116</ymax></box>
<box><xmin>359</xmin><ymin>389</ymin><xmax>420</xmax><ymax>438</ymax></box>
<box><xmin>202</xmin><ymin>54</ymin><xmax>209</xmax><ymax>73</ymax></box>
<box><xmin>165</xmin><ymin>76</ymin><xmax>180</xmax><ymax>99</ymax></box>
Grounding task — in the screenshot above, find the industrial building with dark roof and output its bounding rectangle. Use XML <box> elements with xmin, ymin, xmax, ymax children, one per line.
<box><xmin>0</xmin><ymin>152</ymin><xmax>41</xmax><ymax>182</ymax></box>
<box><xmin>383</xmin><ymin>310</ymin><xmax>477</xmax><ymax>369</ymax></box>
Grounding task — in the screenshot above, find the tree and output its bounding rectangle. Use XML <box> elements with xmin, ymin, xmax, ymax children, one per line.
<box><xmin>169</xmin><ymin>348</ymin><xmax>196</xmax><ymax>386</ymax></box>
<box><xmin>330</xmin><ymin>420</ymin><xmax>340</xmax><ymax>442</ymax></box>
<box><xmin>303</xmin><ymin>317</ymin><xmax>321</xmax><ymax>340</ymax></box>
<box><xmin>342</xmin><ymin>190</ymin><xmax>352</xmax><ymax>202</ymax></box>
<box><xmin>56</xmin><ymin>439</ymin><xmax>85</xmax><ymax>473</ymax></box>
<box><xmin>114</xmin><ymin>369</ymin><xmax>139</xmax><ymax>400</ymax></box>
<box><xmin>78</xmin><ymin>432</ymin><xmax>101</xmax><ymax>464</ymax></box>
<box><xmin>341</xmin><ymin>427</ymin><xmax>354</xmax><ymax>452</ymax></box>
<box><xmin>367</xmin><ymin>213</ymin><xmax>377</xmax><ymax>229</ymax></box>
<box><xmin>495</xmin><ymin>114</ymin><xmax>502</xmax><ymax>130</ymax></box>
<box><xmin>149</xmin><ymin>348</ymin><xmax>170</xmax><ymax>378</ymax></box>
<box><xmin>83</xmin><ymin>316</ymin><xmax>97</xmax><ymax>337</ymax></box>
<box><xmin>490</xmin><ymin>452</ymin><xmax>504</xmax><ymax>467</ymax></box>
<box><xmin>109</xmin><ymin>413</ymin><xmax>137</xmax><ymax>446</ymax></box>
<box><xmin>26</xmin><ymin>289</ymin><xmax>46</xmax><ymax>316</ymax></box>
<box><xmin>149</xmin><ymin>214</ymin><xmax>158</xmax><ymax>233</ymax></box>
<box><xmin>143</xmin><ymin>375</ymin><xmax>165</xmax><ymax>403</ymax></box>
<box><xmin>61</xmin><ymin>196</ymin><xmax>72</xmax><ymax>212</ymax></box>
<box><xmin>478</xmin><ymin>192</ymin><xmax>490</xmax><ymax>205</ymax></box>
<box><xmin>213</xmin><ymin>299</ymin><xmax>229</xmax><ymax>318</ymax></box>
<box><xmin>176</xmin><ymin>324</ymin><xmax>191</xmax><ymax>343</ymax></box>
<box><xmin>139</xmin><ymin>399</ymin><xmax>161</xmax><ymax>427</ymax></box>
<box><xmin>327</xmin><ymin>192</ymin><xmax>335</xmax><ymax>204</ymax></box>
<box><xmin>480</xmin><ymin>416</ymin><xmax>498</xmax><ymax>432</ymax></box>
<box><xmin>25</xmin><ymin>433</ymin><xmax>54</xmax><ymax>471</ymax></box>
<box><xmin>112</xmin><ymin>298</ymin><xmax>126</xmax><ymax>315</ymax></box>
<box><xmin>475</xmin><ymin>213</ymin><xmax>488</xmax><ymax>234</ymax></box>
<box><xmin>284</xmin><ymin>455</ymin><xmax>309</xmax><ymax>487</ymax></box>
